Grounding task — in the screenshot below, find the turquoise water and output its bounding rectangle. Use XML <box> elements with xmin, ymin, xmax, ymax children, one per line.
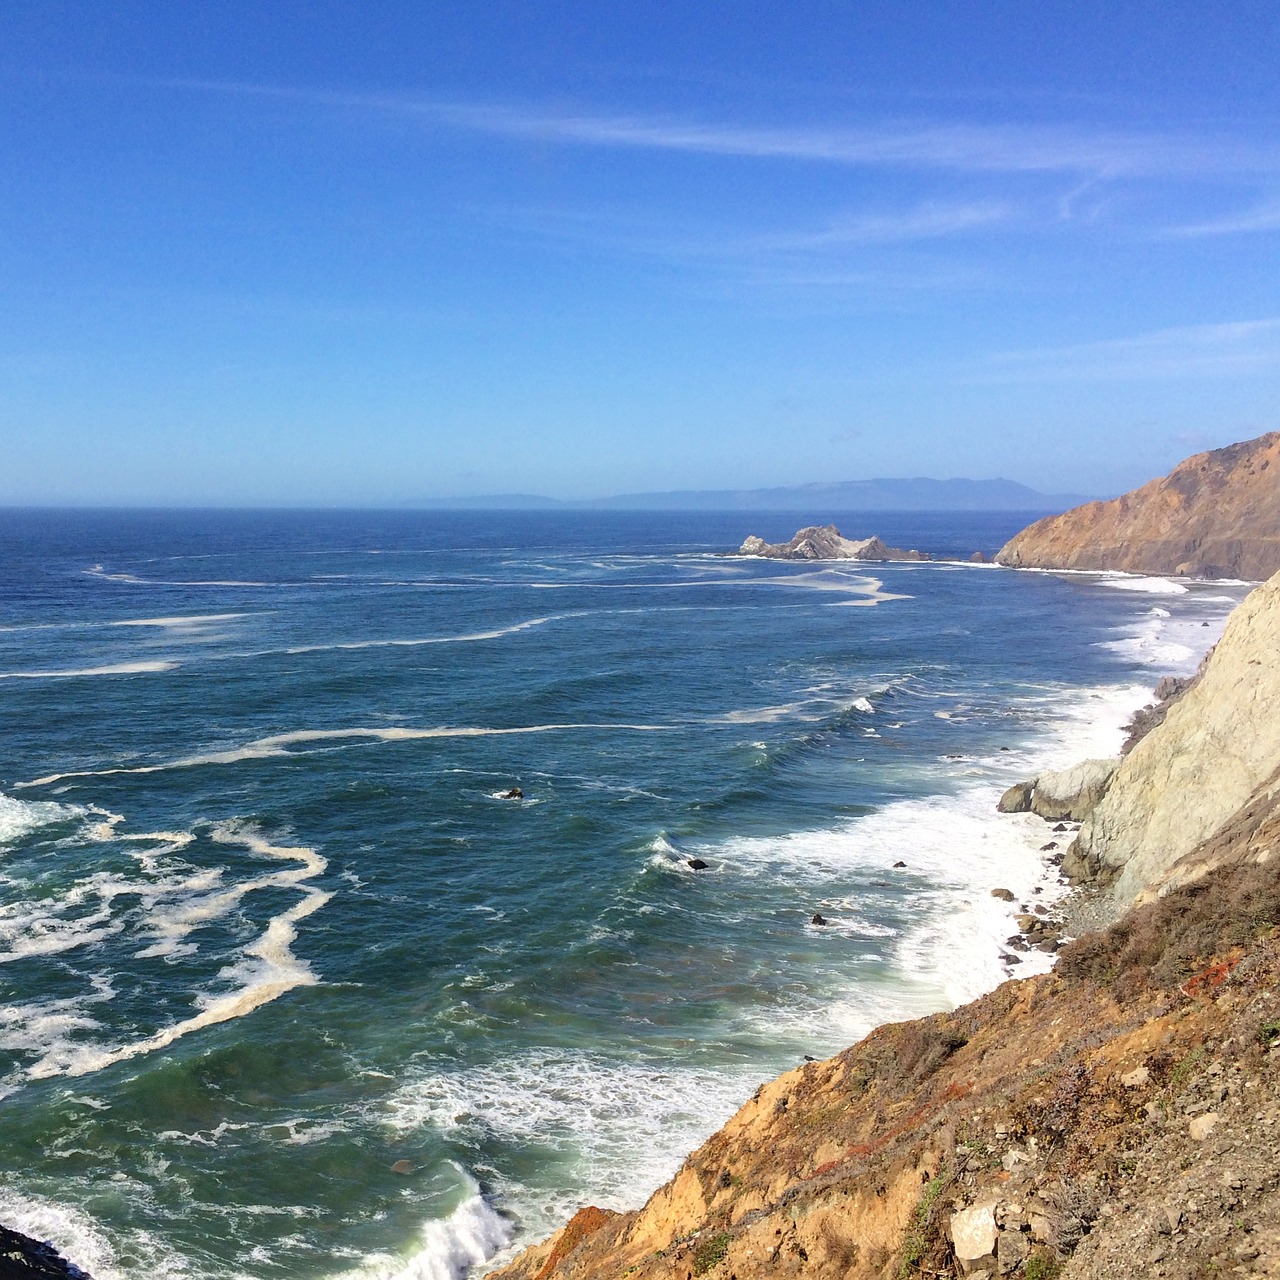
<box><xmin>0</xmin><ymin>510</ymin><xmax>1243</xmax><ymax>1278</ymax></box>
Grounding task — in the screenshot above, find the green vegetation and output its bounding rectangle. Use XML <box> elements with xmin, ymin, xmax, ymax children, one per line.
<box><xmin>899</xmin><ymin>1170</ymin><xmax>949</xmax><ymax>1276</ymax></box>
<box><xmin>1024</xmin><ymin>1249</ymin><xmax>1063</xmax><ymax>1280</ymax></box>
<box><xmin>1256</xmin><ymin>1018</ymin><xmax>1280</xmax><ymax>1045</ymax></box>
<box><xmin>691</xmin><ymin>1231</ymin><xmax>732</xmax><ymax>1275</ymax></box>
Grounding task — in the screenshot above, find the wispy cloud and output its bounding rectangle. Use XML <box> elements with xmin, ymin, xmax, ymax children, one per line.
<box><xmin>163</xmin><ymin>78</ymin><xmax>1280</xmax><ymax>180</ymax></box>
<box><xmin>977</xmin><ymin>318</ymin><xmax>1280</xmax><ymax>382</ymax></box>
<box><xmin>743</xmin><ymin>201</ymin><xmax>1014</xmax><ymax>249</ymax></box>
<box><xmin>1164</xmin><ymin>199</ymin><xmax>1280</xmax><ymax>237</ymax></box>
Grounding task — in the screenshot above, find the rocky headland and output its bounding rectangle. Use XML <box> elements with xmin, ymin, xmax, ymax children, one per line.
<box><xmin>738</xmin><ymin>526</ymin><xmax>931</xmax><ymax>562</ymax></box>
<box><xmin>996</xmin><ymin>432</ymin><xmax>1280</xmax><ymax>580</ymax></box>
<box><xmin>488</xmin><ymin>572</ymin><xmax>1280</xmax><ymax>1280</ymax></box>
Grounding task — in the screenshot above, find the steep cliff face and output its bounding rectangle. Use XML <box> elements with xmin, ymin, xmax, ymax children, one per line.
<box><xmin>1066</xmin><ymin>570</ymin><xmax>1280</xmax><ymax>904</ymax></box>
<box><xmin>996</xmin><ymin>432</ymin><xmax>1280</xmax><ymax>579</ymax></box>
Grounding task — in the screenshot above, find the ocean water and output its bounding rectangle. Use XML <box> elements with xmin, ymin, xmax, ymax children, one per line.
<box><xmin>0</xmin><ymin>509</ymin><xmax>1247</xmax><ymax>1279</ymax></box>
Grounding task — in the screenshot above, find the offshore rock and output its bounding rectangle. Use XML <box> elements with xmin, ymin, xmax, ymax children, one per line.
<box><xmin>737</xmin><ymin>525</ymin><xmax>931</xmax><ymax>561</ymax></box>
<box><xmin>996</xmin><ymin>431</ymin><xmax>1280</xmax><ymax>579</ymax></box>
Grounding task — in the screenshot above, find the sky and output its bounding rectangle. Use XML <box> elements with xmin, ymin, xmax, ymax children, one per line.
<box><xmin>1</xmin><ymin>1</ymin><xmax>1278</xmax><ymax>505</ymax></box>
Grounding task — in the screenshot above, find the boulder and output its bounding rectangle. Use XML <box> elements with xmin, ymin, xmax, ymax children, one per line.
<box><xmin>997</xmin><ymin>781</ymin><xmax>1036</xmax><ymax>813</ymax></box>
<box><xmin>810</xmin><ymin>913</ymin><xmax>828</xmax><ymax>926</ymax></box>
<box><xmin>990</xmin><ymin>888</ymin><xmax>1015</xmax><ymax>902</ymax></box>
<box><xmin>1028</xmin><ymin>758</ymin><xmax>1120</xmax><ymax>821</ymax></box>
<box><xmin>687</xmin><ymin>858</ymin><xmax>709</xmax><ymax>871</ymax></box>
<box><xmin>950</xmin><ymin>1202</ymin><xmax>998</xmax><ymax>1271</ymax></box>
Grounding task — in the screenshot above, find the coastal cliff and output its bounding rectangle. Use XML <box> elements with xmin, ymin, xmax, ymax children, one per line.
<box><xmin>738</xmin><ymin>526</ymin><xmax>930</xmax><ymax>561</ymax></box>
<box><xmin>488</xmin><ymin>578</ymin><xmax>1280</xmax><ymax>1280</ymax></box>
<box><xmin>996</xmin><ymin>432</ymin><xmax>1280</xmax><ymax>580</ymax></box>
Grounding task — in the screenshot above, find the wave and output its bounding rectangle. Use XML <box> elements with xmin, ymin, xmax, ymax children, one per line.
<box><xmin>18</xmin><ymin>724</ymin><xmax>676</xmax><ymax>789</ymax></box>
<box><xmin>108</xmin><ymin>614</ymin><xmax>250</xmax><ymax>629</ymax></box>
<box><xmin>0</xmin><ymin>791</ymin><xmax>82</xmax><ymax>846</ymax></box>
<box><xmin>283</xmin><ymin>615</ymin><xmax>564</xmax><ymax>655</ymax></box>
<box><xmin>381</xmin><ymin>1050</ymin><xmax>764</xmax><ymax>1249</ymax></box>
<box><xmin>334</xmin><ymin>1171</ymin><xmax>512</xmax><ymax>1280</ymax></box>
<box><xmin>1099</xmin><ymin>575</ymin><xmax>1189</xmax><ymax>595</ymax></box>
<box><xmin>0</xmin><ymin>661</ymin><xmax>178</xmax><ymax>680</ymax></box>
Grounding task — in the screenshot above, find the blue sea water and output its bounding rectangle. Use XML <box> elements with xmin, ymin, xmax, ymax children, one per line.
<box><xmin>0</xmin><ymin>509</ymin><xmax>1247</xmax><ymax>1279</ymax></box>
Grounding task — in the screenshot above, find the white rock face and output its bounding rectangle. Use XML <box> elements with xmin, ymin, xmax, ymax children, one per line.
<box><xmin>1029</xmin><ymin>758</ymin><xmax>1119</xmax><ymax>821</ymax></box>
<box><xmin>1073</xmin><ymin>570</ymin><xmax>1280</xmax><ymax>905</ymax></box>
<box><xmin>950</xmin><ymin>1202</ymin><xmax>998</xmax><ymax>1267</ymax></box>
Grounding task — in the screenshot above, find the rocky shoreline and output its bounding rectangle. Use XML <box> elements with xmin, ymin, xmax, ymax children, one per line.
<box><xmin>487</xmin><ymin>571</ymin><xmax>1280</xmax><ymax>1280</ymax></box>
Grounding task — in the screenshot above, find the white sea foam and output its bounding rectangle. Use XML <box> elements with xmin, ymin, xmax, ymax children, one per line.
<box><xmin>335</xmin><ymin>1172</ymin><xmax>513</xmax><ymax>1280</ymax></box>
<box><xmin>383</xmin><ymin>1052</ymin><xmax>763</xmax><ymax>1246</ymax></box>
<box><xmin>0</xmin><ymin>660</ymin><xmax>178</xmax><ymax>680</ymax></box>
<box><xmin>19</xmin><ymin>724</ymin><xmax>676</xmax><ymax>789</ymax></box>
<box><xmin>27</xmin><ymin>825</ymin><xmax>331</xmax><ymax>1081</ymax></box>
<box><xmin>109</xmin><ymin>613</ymin><xmax>250</xmax><ymax>629</ymax></box>
<box><xmin>284</xmin><ymin>615</ymin><xmax>562</xmax><ymax>655</ymax></box>
<box><xmin>1099</xmin><ymin>575</ymin><xmax>1189</xmax><ymax>595</ymax></box>
<box><xmin>0</xmin><ymin>791</ymin><xmax>81</xmax><ymax>846</ymax></box>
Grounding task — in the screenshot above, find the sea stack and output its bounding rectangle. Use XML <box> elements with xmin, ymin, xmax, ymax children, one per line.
<box><xmin>737</xmin><ymin>525</ymin><xmax>931</xmax><ymax>561</ymax></box>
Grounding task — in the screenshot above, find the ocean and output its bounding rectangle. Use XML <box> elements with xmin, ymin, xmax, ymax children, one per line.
<box><xmin>0</xmin><ymin>509</ymin><xmax>1247</xmax><ymax>1280</ymax></box>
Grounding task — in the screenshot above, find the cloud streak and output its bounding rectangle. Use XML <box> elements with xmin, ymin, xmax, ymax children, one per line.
<box><xmin>977</xmin><ymin>318</ymin><xmax>1280</xmax><ymax>382</ymax></box>
<box><xmin>164</xmin><ymin>78</ymin><xmax>1280</xmax><ymax>180</ymax></box>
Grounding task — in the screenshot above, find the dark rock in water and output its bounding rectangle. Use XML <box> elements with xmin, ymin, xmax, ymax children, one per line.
<box><xmin>892</xmin><ymin>860</ymin><xmax>907</xmax><ymax>868</ymax></box>
<box><xmin>969</xmin><ymin>551</ymin><xmax>989</xmax><ymax>563</ymax></box>
<box><xmin>999</xmin><ymin>745</ymin><xmax>1010</xmax><ymax>752</ymax></box>
<box><xmin>390</xmin><ymin>1159</ymin><xmax>413</xmax><ymax>1175</ymax></box>
<box><xmin>810</xmin><ymin>913</ymin><xmax>828</xmax><ymax>926</ymax></box>
<box><xmin>0</xmin><ymin>1225</ymin><xmax>93</xmax><ymax>1279</ymax></box>
<box><xmin>498</xmin><ymin>787</ymin><xmax>523</xmax><ymax>800</ymax></box>
<box><xmin>990</xmin><ymin>887</ymin><xmax>1015</xmax><ymax>901</ymax></box>
<box><xmin>1053</xmin><ymin>822</ymin><xmax>1069</xmax><ymax>832</ymax></box>
<box><xmin>1040</xmin><ymin>841</ymin><xmax>1058</xmax><ymax>851</ymax></box>
<box><xmin>687</xmin><ymin>858</ymin><xmax>709</xmax><ymax>871</ymax></box>
<box><xmin>1001</xmin><ymin>951</ymin><xmax>1021</xmax><ymax>964</ymax></box>
<box><xmin>997</xmin><ymin>780</ymin><xmax>1035</xmax><ymax>813</ymax></box>
<box><xmin>803</xmin><ymin>1054</ymin><xmax>818</xmax><ymax>1062</ymax></box>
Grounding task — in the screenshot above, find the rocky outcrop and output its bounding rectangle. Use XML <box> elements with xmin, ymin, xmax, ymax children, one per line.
<box><xmin>0</xmin><ymin>1225</ymin><xmax>92</xmax><ymax>1279</ymax></box>
<box><xmin>738</xmin><ymin>526</ymin><xmax>930</xmax><ymax>561</ymax></box>
<box><xmin>1065</xmin><ymin>570</ymin><xmax>1280</xmax><ymax>903</ymax></box>
<box><xmin>995</xmin><ymin>759</ymin><xmax>1119</xmax><ymax>822</ymax></box>
<box><xmin>996</xmin><ymin>431</ymin><xmax>1280</xmax><ymax>579</ymax></box>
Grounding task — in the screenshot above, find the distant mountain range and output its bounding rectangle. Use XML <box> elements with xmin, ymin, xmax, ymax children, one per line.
<box><xmin>420</xmin><ymin>477</ymin><xmax>1094</xmax><ymax>512</ymax></box>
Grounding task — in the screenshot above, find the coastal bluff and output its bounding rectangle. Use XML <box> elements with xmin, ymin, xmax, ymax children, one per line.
<box><xmin>488</xmin><ymin>578</ymin><xmax>1280</xmax><ymax>1280</ymax></box>
<box><xmin>738</xmin><ymin>525</ymin><xmax>930</xmax><ymax>561</ymax></box>
<box><xmin>996</xmin><ymin>431</ymin><xmax>1280</xmax><ymax>580</ymax></box>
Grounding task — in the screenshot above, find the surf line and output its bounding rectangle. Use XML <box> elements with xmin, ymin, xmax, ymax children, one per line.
<box><xmin>27</xmin><ymin>824</ymin><xmax>331</xmax><ymax>1082</ymax></box>
<box><xmin>17</xmin><ymin>723</ymin><xmax>678</xmax><ymax>789</ymax></box>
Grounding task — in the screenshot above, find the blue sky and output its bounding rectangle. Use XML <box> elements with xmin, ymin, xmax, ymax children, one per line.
<box><xmin>2</xmin><ymin>1</ymin><xmax>1278</xmax><ymax>504</ymax></box>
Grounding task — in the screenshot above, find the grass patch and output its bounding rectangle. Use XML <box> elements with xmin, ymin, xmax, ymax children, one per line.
<box><xmin>899</xmin><ymin>1170</ymin><xmax>950</xmax><ymax>1277</ymax></box>
<box><xmin>692</xmin><ymin>1232</ymin><xmax>731</xmax><ymax>1275</ymax></box>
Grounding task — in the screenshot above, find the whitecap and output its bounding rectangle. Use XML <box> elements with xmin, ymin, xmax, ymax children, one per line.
<box><xmin>1099</xmin><ymin>576</ymin><xmax>1189</xmax><ymax>595</ymax></box>
<box><xmin>0</xmin><ymin>661</ymin><xmax>178</xmax><ymax>680</ymax></box>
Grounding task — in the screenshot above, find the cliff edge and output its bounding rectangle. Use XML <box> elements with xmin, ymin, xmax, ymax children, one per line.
<box><xmin>996</xmin><ymin>432</ymin><xmax>1280</xmax><ymax>580</ymax></box>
